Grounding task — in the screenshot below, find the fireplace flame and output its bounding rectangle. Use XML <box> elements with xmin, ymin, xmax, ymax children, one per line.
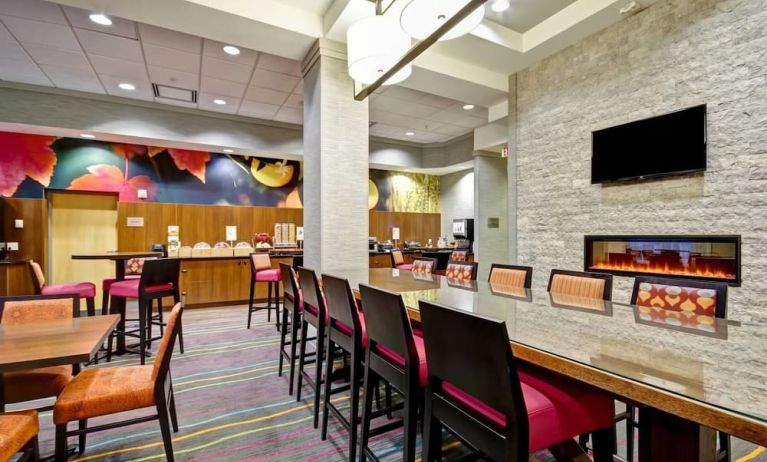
<box><xmin>590</xmin><ymin>261</ymin><xmax>736</xmax><ymax>280</ymax></box>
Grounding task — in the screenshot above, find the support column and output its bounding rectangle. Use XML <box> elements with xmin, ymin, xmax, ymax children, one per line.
<box><xmin>474</xmin><ymin>151</ymin><xmax>508</xmax><ymax>279</ymax></box>
<box><xmin>302</xmin><ymin>40</ymin><xmax>369</xmax><ymax>276</ymax></box>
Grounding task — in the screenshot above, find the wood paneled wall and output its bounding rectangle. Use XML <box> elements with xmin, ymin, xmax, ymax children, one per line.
<box><xmin>369</xmin><ymin>211</ymin><xmax>441</xmax><ymax>245</ymax></box>
<box><xmin>3</xmin><ymin>198</ymin><xmax>46</xmax><ymax>264</ymax></box>
<box><xmin>118</xmin><ymin>202</ymin><xmax>304</xmax><ymax>250</ymax></box>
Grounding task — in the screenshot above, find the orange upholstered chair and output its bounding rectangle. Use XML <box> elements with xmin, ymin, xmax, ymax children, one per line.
<box><xmin>28</xmin><ymin>260</ymin><xmax>96</xmax><ymax>316</ymax></box>
<box><xmin>53</xmin><ymin>303</ymin><xmax>184</xmax><ymax>461</ymax></box>
<box><xmin>547</xmin><ymin>269</ymin><xmax>612</xmax><ymax>300</ymax></box>
<box><xmin>411</xmin><ymin>257</ymin><xmax>437</xmax><ymax>275</ymax></box>
<box><xmin>0</xmin><ymin>410</ymin><xmax>40</xmax><ymax>462</ymax></box>
<box><xmin>0</xmin><ymin>294</ymin><xmax>79</xmax><ymax>412</ymax></box>
<box><xmin>488</xmin><ymin>264</ymin><xmax>533</xmax><ymax>288</ymax></box>
<box><xmin>444</xmin><ymin>260</ymin><xmax>478</xmax><ymax>281</ymax></box>
<box><xmin>449</xmin><ymin>250</ymin><xmax>468</xmax><ymax>261</ymax></box>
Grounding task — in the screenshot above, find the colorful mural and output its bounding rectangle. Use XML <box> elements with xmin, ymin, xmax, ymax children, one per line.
<box><xmin>0</xmin><ymin>131</ymin><xmax>439</xmax><ymax>212</ymax></box>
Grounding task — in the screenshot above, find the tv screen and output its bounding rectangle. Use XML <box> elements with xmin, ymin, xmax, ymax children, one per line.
<box><xmin>591</xmin><ymin>105</ymin><xmax>707</xmax><ymax>184</ymax></box>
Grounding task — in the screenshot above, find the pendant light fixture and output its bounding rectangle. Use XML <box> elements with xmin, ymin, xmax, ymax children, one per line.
<box><xmin>347</xmin><ymin>7</ymin><xmax>412</xmax><ymax>85</ymax></box>
<box><xmin>400</xmin><ymin>0</ymin><xmax>485</xmax><ymax>41</ymax></box>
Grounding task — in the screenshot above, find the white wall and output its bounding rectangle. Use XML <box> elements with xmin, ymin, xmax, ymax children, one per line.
<box><xmin>439</xmin><ymin>169</ymin><xmax>475</xmax><ymax>239</ymax></box>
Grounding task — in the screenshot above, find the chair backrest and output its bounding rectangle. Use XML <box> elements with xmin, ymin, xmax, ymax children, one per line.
<box><xmin>28</xmin><ymin>260</ymin><xmax>46</xmax><ymax>293</ymax></box>
<box><xmin>297</xmin><ymin>267</ymin><xmax>326</xmax><ymax>320</ymax></box>
<box><xmin>419</xmin><ymin>301</ymin><xmax>528</xmax><ymax>441</ymax></box>
<box><xmin>488</xmin><ymin>264</ymin><xmax>533</xmax><ymax>289</ymax></box>
<box><xmin>280</xmin><ymin>262</ymin><xmax>299</xmax><ymax>302</ymax></box>
<box><xmin>391</xmin><ymin>250</ymin><xmax>405</xmax><ymax>266</ymax></box>
<box><xmin>359</xmin><ymin>284</ymin><xmax>417</xmax><ymax>367</ymax></box>
<box><xmin>631</xmin><ymin>276</ymin><xmax>728</xmax><ymax>318</ymax></box>
<box><xmin>139</xmin><ymin>258</ymin><xmax>180</xmax><ymax>294</ymax></box>
<box><xmin>125</xmin><ymin>257</ymin><xmax>149</xmax><ymax>276</ymax></box>
<box><xmin>444</xmin><ymin>260</ymin><xmax>478</xmax><ymax>281</ymax></box>
<box><xmin>412</xmin><ymin>257</ymin><xmax>437</xmax><ymax>274</ymax></box>
<box><xmin>548</xmin><ymin>269</ymin><xmax>612</xmax><ymax>300</ymax></box>
<box><xmin>450</xmin><ymin>250</ymin><xmax>468</xmax><ymax>261</ymax></box>
<box><xmin>250</xmin><ymin>253</ymin><xmax>272</xmax><ymax>273</ymax></box>
<box><xmin>0</xmin><ymin>294</ymin><xmax>80</xmax><ymax>325</ymax></box>
<box><xmin>322</xmin><ymin>274</ymin><xmax>363</xmax><ymax>343</ymax></box>
<box><xmin>152</xmin><ymin>303</ymin><xmax>184</xmax><ymax>382</ymax></box>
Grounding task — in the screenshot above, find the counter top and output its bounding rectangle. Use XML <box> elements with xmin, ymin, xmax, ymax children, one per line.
<box><xmin>0</xmin><ymin>259</ymin><xmax>29</xmax><ymax>266</ymax></box>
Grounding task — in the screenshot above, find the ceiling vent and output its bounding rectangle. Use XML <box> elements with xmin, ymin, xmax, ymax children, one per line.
<box><xmin>152</xmin><ymin>83</ymin><xmax>197</xmax><ymax>103</ymax></box>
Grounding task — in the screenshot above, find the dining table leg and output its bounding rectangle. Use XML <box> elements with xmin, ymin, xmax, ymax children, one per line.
<box><xmin>639</xmin><ymin>407</ymin><xmax>717</xmax><ymax>462</ymax></box>
<box><xmin>115</xmin><ymin>260</ymin><xmax>125</xmax><ymax>281</ymax></box>
<box><xmin>114</xmin><ymin>297</ymin><xmax>127</xmax><ymax>355</ymax></box>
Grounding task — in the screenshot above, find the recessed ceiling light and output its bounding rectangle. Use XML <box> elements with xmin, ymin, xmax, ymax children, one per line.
<box><xmin>405</xmin><ymin>131</ymin><xmax>415</xmax><ymax>136</ymax></box>
<box><xmin>223</xmin><ymin>45</ymin><xmax>240</xmax><ymax>56</ymax></box>
<box><xmin>80</xmin><ymin>133</ymin><xmax>95</xmax><ymax>139</ymax></box>
<box><xmin>223</xmin><ymin>148</ymin><xmax>234</xmax><ymax>153</ymax></box>
<box><xmin>491</xmin><ymin>0</ymin><xmax>510</xmax><ymax>12</ymax></box>
<box><xmin>213</xmin><ymin>99</ymin><xmax>227</xmax><ymax>105</ymax></box>
<box><xmin>463</xmin><ymin>104</ymin><xmax>475</xmax><ymax>110</ymax></box>
<box><xmin>88</xmin><ymin>13</ymin><xmax>112</xmax><ymax>26</ymax></box>
<box><xmin>118</xmin><ymin>82</ymin><xmax>135</xmax><ymax>91</ymax></box>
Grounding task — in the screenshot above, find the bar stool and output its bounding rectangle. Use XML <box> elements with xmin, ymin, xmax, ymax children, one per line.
<box><xmin>101</xmin><ymin>257</ymin><xmax>146</xmax><ymax>315</ymax></box>
<box><xmin>107</xmin><ymin>258</ymin><xmax>182</xmax><ymax>365</ymax></box>
<box><xmin>28</xmin><ymin>260</ymin><xmax>96</xmax><ymax>316</ymax></box>
<box><xmin>248</xmin><ymin>253</ymin><xmax>281</xmax><ymax>329</ymax></box>
<box><xmin>320</xmin><ymin>274</ymin><xmax>368</xmax><ymax>462</ymax></box>
<box><xmin>418</xmin><ymin>300</ymin><xmax>617</xmax><ymax>462</ymax></box>
<box><xmin>358</xmin><ymin>284</ymin><xmax>428</xmax><ymax>462</ymax></box>
<box><xmin>295</xmin><ymin>267</ymin><xmax>328</xmax><ymax>428</ymax></box>
<box><xmin>277</xmin><ymin>263</ymin><xmax>303</xmax><ymax>395</ymax></box>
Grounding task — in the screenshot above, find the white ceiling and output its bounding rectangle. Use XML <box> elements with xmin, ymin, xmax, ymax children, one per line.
<box><xmin>484</xmin><ymin>0</ymin><xmax>579</xmax><ymax>32</ymax></box>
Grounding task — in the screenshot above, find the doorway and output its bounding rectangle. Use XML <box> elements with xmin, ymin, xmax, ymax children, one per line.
<box><xmin>49</xmin><ymin>191</ymin><xmax>118</xmax><ymax>303</ymax></box>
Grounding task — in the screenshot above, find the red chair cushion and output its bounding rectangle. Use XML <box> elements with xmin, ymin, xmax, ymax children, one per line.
<box><xmin>334</xmin><ymin>315</ymin><xmax>368</xmax><ymax>347</ymax></box>
<box><xmin>396</xmin><ymin>264</ymin><xmax>413</xmax><ymax>271</ymax></box>
<box><xmin>109</xmin><ymin>279</ymin><xmax>173</xmax><ymax>298</ymax></box>
<box><xmin>42</xmin><ymin>282</ymin><xmax>95</xmax><ymax>299</ymax></box>
<box><xmin>284</xmin><ymin>290</ymin><xmax>304</xmax><ymax>312</ymax></box>
<box><xmin>375</xmin><ymin>334</ymin><xmax>428</xmax><ymax>387</ymax></box>
<box><xmin>102</xmin><ymin>275</ymin><xmax>140</xmax><ymax>292</ymax></box>
<box><xmin>441</xmin><ymin>368</ymin><xmax>615</xmax><ymax>452</ymax></box>
<box><xmin>255</xmin><ymin>269</ymin><xmax>281</xmax><ymax>282</ymax></box>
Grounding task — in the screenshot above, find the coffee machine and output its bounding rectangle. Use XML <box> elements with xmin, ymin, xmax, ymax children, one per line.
<box><xmin>451</xmin><ymin>218</ymin><xmax>474</xmax><ymax>251</ymax></box>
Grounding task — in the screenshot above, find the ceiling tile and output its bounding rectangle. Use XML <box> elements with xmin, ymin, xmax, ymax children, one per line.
<box><xmin>63</xmin><ymin>7</ymin><xmax>137</xmax><ymax>39</ymax></box>
<box><xmin>1</xmin><ymin>16</ymin><xmax>80</xmax><ymax>50</ymax></box>
<box><xmin>201</xmin><ymin>55</ymin><xmax>254</xmax><ymax>84</ymax></box>
<box><xmin>24</xmin><ymin>44</ymin><xmax>90</xmax><ymax>69</ymax></box>
<box><xmin>249</xmin><ymin>68</ymin><xmax>299</xmax><ymax>93</ymax></box>
<box><xmin>418</xmin><ymin>93</ymin><xmax>459</xmax><ymax>109</ymax></box>
<box><xmin>155</xmin><ymin>97</ymin><xmax>197</xmax><ymax>109</ymax></box>
<box><xmin>273</xmin><ymin>107</ymin><xmax>302</xmax><ymax>124</ymax></box>
<box><xmin>238</xmin><ymin>100</ymin><xmax>280</xmax><ymax>119</ymax></box>
<box><xmin>243</xmin><ymin>86</ymin><xmax>289</xmax><ymax>105</ymax></box>
<box><xmin>0</xmin><ymin>57</ymin><xmax>51</xmax><ymax>86</ymax></box>
<box><xmin>0</xmin><ymin>0</ymin><xmax>67</xmax><ymax>25</ymax></box>
<box><xmin>74</xmin><ymin>28</ymin><xmax>144</xmax><ymax>63</ymax></box>
<box><xmin>282</xmin><ymin>93</ymin><xmax>303</xmax><ymax>109</ymax></box>
<box><xmin>257</xmin><ymin>53</ymin><xmax>301</xmax><ymax>77</ymax></box>
<box><xmin>379</xmin><ymin>86</ymin><xmax>425</xmax><ymax>103</ymax></box>
<box><xmin>198</xmin><ymin>92</ymin><xmax>239</xmax><ymax>114</ymax></box>
<box><xmin>40</xmin><ymin>63</ymin><xmax>104</xmax><ymax>93</ymax></box>
<box><xmin>143</xmin><ymin>43</ymin><xmax>199</xmax><ymax>73</ymax></box>
<box><xmin>0</xmin><ymin>40</ymin><xmax>28</xmax><ymax>60</ymax></box>
<box><xmin>372</xmin><ymin>96</ymin><xmax>441</xmax><ymax>118</ymax></box>
<box><xmin>0</xmin><ymin>22</ymin><xmax>15</xmax><ymax>41</ymax></box>
<box><xmin>292</xmin><ymin>80</ymin><xmax>303</xmax><ymax>95</ymax></box>
<box><xmin>432</xmin><ymin>124</ymin><xmax>468</xmax><ymax>136</ymax></box>
<box><xmin>200</xmin><ymin>76</ymin><xmax>247</xmax><ymax>98</ymax></box>
<box><xmin>99</xmin><ymin>74</ymin><xmax>153</xmax><ymax>101</ymax></box>
<box><xmin>203</xmin><ymin>39</ymin><xmax>258</xmax><ymax>63</ymax></box>
<box><xmin>89</xmin><ymin>54</ymin><xmax>148</xmax><ymax>81</ymax></box>
<box><xmin>138</xmin><ymin>23</ymin><xmax>201</xmax><ymax>53</ymax></box>
<box><xmin>147</xmin><ymin>66</ymin><xmax>198</xmax><ymax>90</ymax></box>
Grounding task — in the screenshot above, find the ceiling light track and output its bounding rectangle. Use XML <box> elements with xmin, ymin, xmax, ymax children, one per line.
<box><xmin>353</xmin><ymin>0</ymin><xmax>487</xmax><ymax>101</ymax></box>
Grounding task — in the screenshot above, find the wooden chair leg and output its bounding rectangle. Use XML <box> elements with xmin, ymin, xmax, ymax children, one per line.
<box><xmin>101</xmin><ymin>289</ymin><xmax>110</xmax><ymax>316</ymax></box>
<box><xmin>266</xmin><ymin>282</ymin><xmax>273</xmax><ymax>323</ymax></box>
<box><xmin>139</xmin><ymin>298</ymin><xmax>147</xmax><ymax>365</ymax></box>
<box><xmin>402</xmin><ymin>383</ymin><xmax>418</xmax><ymax>462</ymax></box>
<box><xmin>348</xmin><ymin>354</ymin><xmax>361</xmax><ymax>462</ymax></box>
<box><xmin>275</xmin><ymin>284</ymin><xmax>281</xmax><ymax>331</ymax></box>
<box><xmin>169</xmin><ymin>388</ymin><xmax>180</xmax><ymax>432</ymax></box>
<box><xmin>85</xmin><ymin>297</ymin><xmax>95</xmax><ymax>317</ymax></box>
<box><xmin>278</xmin><ymin>306</ymin><xmax>289</xmax><ymax>376</ymax></box>
<box><xmin>422</xmin><ymin>393</ymin><xmax>442</xmax><ymax>462</ymax></box>
<box><xmin>296</xmin><ymin>320</ymin><xmax>309</xmax><ymax>402</ymax></box>
<box><xmin>247</xmin><ymin>277</ymin><xmax>255</xmax><ymax>329</ymax></box>
<box><xmin>718</xmin><ymin>433</ymin><xmax>731</xmax><ymax>462</ymax></box>
<box><xmin>28</xmin><ymin>435</ymin><xmax>40</xmax><ymax>462</ymax></box>
<box><xmin>358</xmin><ymin>360</ymin><xmax>376</xmax><ymax>462</ymax></box>
<box><xmin>78</xmin><ymin>419</ymin><xmax>87</xmax><ymax>455</ymax></box>
<box><xmin>592</xmin><ymin>426</ymin><xmax>617</xmax><ymax>462</ymax></box>
<box><xmin>313</xmin><ymin>325</ymin><xmax>325</xmax><ymax>428</ymax></box>
<box><xmin>321</xmin><ymin>334</ymin><xmax>334</xmax><ymax>440</ymax></box>
<box><xmin>157</xmin><ymin>402</ymin><xmax>176</xmax><ymax>462</ymax></box>
<box><xmin>627</xmin><ymin>405</ymin><xmax>636</xmax><ymax>462</ymax></box>
<box><xmin>54</xmin><ymin>424</ymin><xmax>68</xmax><ymax>462</ymax></box>
<box><xmin>288</xmin><ymin>311</ymin><xmax>300</xmax><ymax>396</ymax></box>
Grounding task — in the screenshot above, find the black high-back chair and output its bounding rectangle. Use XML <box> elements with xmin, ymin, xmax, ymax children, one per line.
<box><xmin>358</xmin><ymin>284</ymin><xmax>424</xmax><ymax>462</ymax></box>
<box><xmin>295</xmin><ymin>267</ymin><xmax>327</xmax><ymax>428</ymax></box>
<box><xmin>320</xmin><ymin>274</ymin><xmax>366</xmax><ymax>461</ymax></box>
<box><xmin>278</xmin><ymin>263</ymin><xmax>302</xmax><ymax>395</ymax></box>
<box><xmin>419</xmin><ymin>301</ymin><xmax>616</xmax><ymax>462</ymax></box>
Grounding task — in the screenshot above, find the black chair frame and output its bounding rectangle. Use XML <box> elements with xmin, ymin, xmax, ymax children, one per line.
<box><xmin>295</xmin><ymin>267</ymin><xmax>327</xmax><ymax>428</ymax></box>
<box><xmin>277</xmin><ymin>263</ymin><xmax>302</xmax><ymax>395</ymax></box>
<box><xmin>488</xmin><ymin>264</ymin><xmax>534</xmax><ymax>288</ymax></box>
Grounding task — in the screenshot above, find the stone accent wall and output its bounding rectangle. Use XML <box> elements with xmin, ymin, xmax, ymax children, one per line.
<box><xmin>513</xmin><ymin>0</ymin><xmax>767</xmax><ymax>319</ymax></box>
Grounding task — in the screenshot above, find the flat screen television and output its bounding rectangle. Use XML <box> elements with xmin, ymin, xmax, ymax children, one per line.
<box><xmin>591</xmin><ymin>105</ymin><xmax>707</xmax><ymax>184</ymax></box>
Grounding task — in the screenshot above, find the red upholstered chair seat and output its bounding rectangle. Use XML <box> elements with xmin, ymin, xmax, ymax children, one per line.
<box><xmin>284</xmin><ymin>289</ymin><xmax>304</xmax><ymax>311</ymax></box>
<box><xmin>41</xmin><ymin>282</ymin><xmax>96</xmax><ymax>299</ymax></box>
<box><xmin>396</xmin><ymin>264</ymin><xmax>413</xmax><ymax>271</ymax></box>
<box><xmin>335</xmin><ymin>315</ymin><xmax>368</xmax><ymax>347</ymax></box>
<box><xmin>102</xmin><ymin>276</ymin><xmax>140</xmax><ymax>292</ymax></box>
<box><xmin>375</xmin><ymin>334</ymin><xmax>428</xmax><ymax>386</ymax></box>
<box><xmin>442</xmin><ymin>368</ymin><xmax>615</xmax><ymax>452</ymax></box>
<box><xmin>109</xmin><ymin>279</ymin><xmax>173</xmax><ymax>298</ymax></box>
<box><xmin>255</xmin><ymin>268</ymin><xmax>281</xmax><ymax>282</ymax></box>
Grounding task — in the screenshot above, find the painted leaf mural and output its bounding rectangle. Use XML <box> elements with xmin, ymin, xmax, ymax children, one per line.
<box><xmin>166</xmin><ymin>149</ymin><xmax>210</xmax><ymax>183</ymax></box>
<box><xmin>251</xmin><ymin>159</ymin><xmax>294</xmax><ymax>187</ymax></box>
<box><xmin>67</xmin><ymin>164</ymin><xmax>157</xmax><ymax>202</ymax></box>
<box><xmin>111</xmin><ymin>143</ymin><xmax>147</xmax><ymax>159</ymax></box>
<box><xmin>0</xmin><ymin>131</ymin><xmax>57</xmax><ymax>197</ymax></box>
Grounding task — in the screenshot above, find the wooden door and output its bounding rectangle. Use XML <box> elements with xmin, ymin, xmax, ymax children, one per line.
<box><xmin>49</xmin><ymin>192</ymin><xmax>118</xmax><ymax>303</ymax></box>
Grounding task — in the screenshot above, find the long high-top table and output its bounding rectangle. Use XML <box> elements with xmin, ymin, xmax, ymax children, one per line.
<box><xmin>346</xmin><ymin>268</ymin><xmax>767</xmax><ymax>462</ymax></box>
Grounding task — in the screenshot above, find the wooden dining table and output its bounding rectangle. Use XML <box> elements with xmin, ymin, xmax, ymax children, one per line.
<box><xmin>71</xmin><ymin>251</ymin><xmax>162</xmax><ymax>281</ymax></box>
<box><xmin>347</xmin><ymin>268</ymin><xmax>767</xmax><ymax>462</ymax></box>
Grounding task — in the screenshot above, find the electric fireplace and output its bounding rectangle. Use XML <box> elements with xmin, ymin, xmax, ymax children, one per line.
<box><xmin>584</xmin><ymin>235</ymin><xmax>741</xmax><ymax>286</ymax></box>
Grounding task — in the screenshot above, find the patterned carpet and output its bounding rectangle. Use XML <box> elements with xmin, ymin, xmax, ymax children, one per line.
<box><xmin>10</xmin><ymin>305</ymin><xmax>765</xmax><ymax>461</ymax></box>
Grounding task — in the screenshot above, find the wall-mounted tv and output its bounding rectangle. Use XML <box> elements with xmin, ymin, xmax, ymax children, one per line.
<box><xmin>591</xmin><ymin>105</ymin><xmax>707</xmax><ymax>184</ymax></box>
